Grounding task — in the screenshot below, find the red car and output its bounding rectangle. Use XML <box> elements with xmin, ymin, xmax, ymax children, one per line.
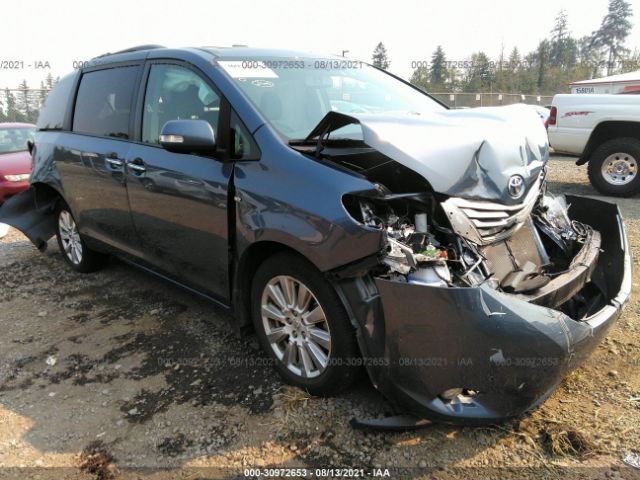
<box><xmin>0</xmin><ymin>123</ymin><xmax>35</xmax><ymax>205</ymax></box>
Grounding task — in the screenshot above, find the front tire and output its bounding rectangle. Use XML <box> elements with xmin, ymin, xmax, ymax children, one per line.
<box><xmin>587</xmin><ymin>138</ymin><xmax>640</xmax><ymax>197</ymax></box>
<box><xmin>251</xmin><ymin>252</ymin><xmax>360</xmax><ymax>395</ymax></box>
<box><xmin>55</xmin><ymin>203</ymin><xmax>107</xmax><ymax>273</ymax></box>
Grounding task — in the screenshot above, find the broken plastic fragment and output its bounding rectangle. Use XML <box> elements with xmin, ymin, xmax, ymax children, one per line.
<box><xmin>540</xmin><ymin>193</ymin><xmax>575</xmax><ymax>239</ymax></box>
<box><xmin>623</xmin><ymin>452</ymin><xmax>640</xmax><ymax>469</ymax></box>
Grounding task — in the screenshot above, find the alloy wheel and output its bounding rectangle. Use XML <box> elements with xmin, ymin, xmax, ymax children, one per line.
<box><xmin>58</xmin><ymin>210</ymin><xmax>83</xmax><ymax>265</ymax></box>
<box><xmin>260</xmin><ymin>275</ymin><xmax>332</xmax><ymax>378</ymax></box>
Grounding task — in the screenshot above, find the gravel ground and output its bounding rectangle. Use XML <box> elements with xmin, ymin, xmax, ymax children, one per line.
<box><xmin>0</xmin><ymin>155</ymin><xmax>639</xmax><ymax>480</ymax></box>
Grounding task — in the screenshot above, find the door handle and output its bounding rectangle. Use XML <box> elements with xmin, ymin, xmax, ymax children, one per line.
<box><xmin>106</xmin><ymin>152</ymin><xmax>124</xmax><ymax>168</ymax></box>
<box><xmin>127</xmin><ymin>158</ymin><xmax>146</xmax><ymax>173</ymax></box>
<box><xmin>106</xmin><ymin>158</ymin><xmax>123</xmax><ymax>168</ymax></box>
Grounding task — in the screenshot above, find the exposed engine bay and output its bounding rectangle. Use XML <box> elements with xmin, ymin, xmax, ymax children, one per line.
<box><xmin>341</xmin><ymin>178</ymin><xmax>604</xmax><ymax>320</ymax></box>
<box><xmin>289</xmin><ymin>108</ymin><xmax>608</xmax><ymax>322</ymax></box>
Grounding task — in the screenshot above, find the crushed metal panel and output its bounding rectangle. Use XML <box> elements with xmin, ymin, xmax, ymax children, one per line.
<box><xmin>334</xmin><ymin>195</ymin><xmax>630</xmax><ymax>424</ymax></box>
<box><xmin>306</xmin><ymin>105</ymin><xmax>549</xmax><ymax>203</ymax></box>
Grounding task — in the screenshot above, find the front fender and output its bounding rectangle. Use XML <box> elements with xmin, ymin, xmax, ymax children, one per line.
<box><xmin>232</xmin><ymin>129</ymin><xmax>385</xmax><ymax>273</ymax></box>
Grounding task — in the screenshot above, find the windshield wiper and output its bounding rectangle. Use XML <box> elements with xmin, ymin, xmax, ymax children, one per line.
<box><xmin>288</xmin><ymin>137</ymin><xmax>366</xmax><ymax>158</ymax></box>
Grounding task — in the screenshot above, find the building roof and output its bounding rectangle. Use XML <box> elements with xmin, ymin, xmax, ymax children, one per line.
<box><xmin>570</xmin><ymin>70</ymin><xmax>640</xmax><ymax>86</ymax></box>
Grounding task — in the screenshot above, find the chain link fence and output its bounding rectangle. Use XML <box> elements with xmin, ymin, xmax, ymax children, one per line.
<box><xmin>430</xmin><ymin>92</ymin><xmax>554</xmax><ymax>108</ymax></box>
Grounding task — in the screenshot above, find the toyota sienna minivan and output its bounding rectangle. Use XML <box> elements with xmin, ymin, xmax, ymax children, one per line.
<box><xmin>1</xmin><ymin>45</ymin><xmax>631</xmax><ymax>426</ymax></box>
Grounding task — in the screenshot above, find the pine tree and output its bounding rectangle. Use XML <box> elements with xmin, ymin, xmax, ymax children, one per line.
<box><xmin>549</xmin><ymin>10</ymin><xmax>578</xmax><ymax>68</ymax></box>
<box><xmin>505</xmin><ymin>47</ymin><xmax>523</xmax><ymax>93</ymax></box>
<box><xmin>590</xmin><ymin>0</ymin><xmax>634</xmax><ymax>75</ymax></box>
<box><xmin>4</xmin><ymin>89</ymin><xmax>20</xmax><ymax>122</ymax></box>
<box><xmin>549</xmin><ymin>9</ymin><xmax>569</xmax><ymax>67</ymax></box>
<box><xmin>371</xmin><ymin>42</ymin><xmax>390</xmax><ymax>70</ymax></box>
<box><xmin>578</xmin><ymin>35</ymin><xmax>605</xmax><ymax>78</ymax></box>
<box><xmin>44</xmin><ymin>72</ymin><xmax>56</xmax><ymax>90</ymax></box>
<box><xmin>508</xmin><ymin>47</ymin><xmax>521</xmax><ymax>72</ymax></box>
<box><xmin>17</xmin><ymin>80</ymin><xmax>35</xmax><ymax>123</ymax></box>
<box><xmin>493</xmin><ymin>43</ymin><xmax>509</xmax><ymax>93</ymax></box>
<box><xmin>39</xmin><ymin>81</ymin><xmax>48</xmax><ymax>109</ymax></box>
<box><xmin>429</xmin><ymin>46</ymin><xmax>448</xmax><ymax>87</ymax></box>
<box><xmin>535</xmin><ymin>40</ymin><xmax>551</xmax><ymax>90</ymax></box>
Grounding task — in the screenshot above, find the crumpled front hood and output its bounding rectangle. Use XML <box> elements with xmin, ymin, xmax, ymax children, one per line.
<box><xmin>308</xmin><ymin>104</ymin><xmax>549</xmax><ymax>203</ymax></box>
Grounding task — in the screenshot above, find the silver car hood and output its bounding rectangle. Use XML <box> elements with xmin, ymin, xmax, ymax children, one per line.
<box><xmin>307</xmin><ymin>104</ymin><xmax>549</xmax><ymax>203</ymax></box>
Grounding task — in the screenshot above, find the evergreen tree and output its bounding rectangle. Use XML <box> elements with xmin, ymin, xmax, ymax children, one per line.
<box><xmin>44</xmin><ymin>72</ymin><xmax>56</xmax><ymax>90</ymax></box>
<box><xmin>549</xmin><ymin>10</ymin><xmax>578</xmax><ymax>68</ymax></box>
<box><xmin>507</xmin><ymin>47</ymin><xmax>522</xmax><ymax>72</ymax></box>
<box><xmin>4</xmin><ymin>89</ymin><xmax>20</xmax><ymax>122</ymax></box>
<box><xmin>534</xmin><ymin>40</ymin><xmax>551</xmax><ymax>90</ymax></box>
<box><xmin>429</xmin><ymin>46</ymin><xmax>448</xmax><ymax>87</ymax></box>
<box><xmin>505</xmin><ymin>47</ymin><xmax>524</xmax><ymax>93</ymax></box>
<box><xmin>39</xmin><ymin>81</ymin><xmax>48</xmax><ymax>109</ymax></box>
<box><xmin>578</xmin><ymin>35</ymin><xmax>606</xmax><ymax>78</ymax></box>
<box><xmin>590</xmin><ymin>0</ymin><xmax>634</xmax><ymax>75</ymax></box>
<box><xmin>371</xmin><ymin>42</ymin><xmax>390</xmax><ymax>70</ymax></box>
<box><xmin>17</xmin><ymin>80</ymin><xmax>35</xmax><ymax>123</ymax></box>
<box><xmin>463</xmin><ymin>52</ymin><xmax>493</xmax><ymax>92</ymax></box>
<box><xmin>492</xmin><ymin>43</ymin><xmax>509</xmax><ymax>93</ymax></box>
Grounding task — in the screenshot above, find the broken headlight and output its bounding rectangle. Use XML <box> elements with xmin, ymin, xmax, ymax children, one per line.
<box><xmin>342</xmin><ymin>192</ymin><xmax>486</xmax><ymax>288</ymax></box>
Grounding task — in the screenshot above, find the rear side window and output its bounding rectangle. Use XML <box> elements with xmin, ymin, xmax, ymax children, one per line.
<box><xmin>37</xmin><ymin>71</ymin><xmax>79</xmax><ymax>131</ymax></box>
<box><xmin>72</xmin><ymin>66</ymin><xmax>138</xmax><ymax>139</ymax></box>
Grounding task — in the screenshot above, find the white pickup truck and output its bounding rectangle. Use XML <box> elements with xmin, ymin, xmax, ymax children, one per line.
<box><xmin>547</xmin><ymin>94</ymin><xmax>640</xmax><ymax>196</ymax></box>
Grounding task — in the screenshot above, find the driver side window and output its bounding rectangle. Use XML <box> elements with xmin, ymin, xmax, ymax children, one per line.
<box><xmin>142</xmin><ymin>64</ymin><xmax>220</xmax><ymax>144</ymax></box>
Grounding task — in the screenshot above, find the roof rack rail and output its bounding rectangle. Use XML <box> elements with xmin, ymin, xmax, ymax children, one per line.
<box><xmin>93</xmin><ymin>44</ymin><xmax>166</xmax><ymax>59</ymax></box>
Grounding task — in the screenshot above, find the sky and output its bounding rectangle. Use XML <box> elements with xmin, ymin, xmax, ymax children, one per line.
<box><xmin>0</xmin><ymin>0</ymin><xmax>639</xmax><ymax>89</ymax></box>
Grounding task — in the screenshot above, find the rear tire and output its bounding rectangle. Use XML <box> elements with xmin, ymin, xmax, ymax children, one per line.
<box><xmin>55</xmin><ymin>203</ymin><xmax>107</xmax><ymax>273</ymax></box>
<box><xmin>587</xmin><ymin>138</ymin><xmax>640</xmax><ymax>197</ymax></box>
<box><xmin>251</xmin><ymin>252</ymin><xmax>360</xmax><ymax>396</ymax></box>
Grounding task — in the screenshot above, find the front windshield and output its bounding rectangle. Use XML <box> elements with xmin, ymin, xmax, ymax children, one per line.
<box><xmin>218</xmin><ymin>59</ymin><xmax>445</xmax><ymax>140</ymax></box>
<box><xmin>0</xmin><ymin>127</ymin><xmax>35</xmax><ymax>154</ymax></box>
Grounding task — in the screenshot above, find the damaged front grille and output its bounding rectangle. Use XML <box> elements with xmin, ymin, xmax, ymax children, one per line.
<box><xmin>442</xmin><ymin>176</ymin><xmax>542</xmax><ymax>246</ymax></box>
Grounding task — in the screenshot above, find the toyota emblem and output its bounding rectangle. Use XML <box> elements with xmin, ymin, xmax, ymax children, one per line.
<box><xmin>508</xmin><ymin>175</ymin><xmax>525</xmax><ymax>199</ymax></box>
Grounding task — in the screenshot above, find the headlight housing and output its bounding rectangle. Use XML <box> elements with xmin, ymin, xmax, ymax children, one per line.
<box><xmin>3</xmin><ymin>174</ymin><xmax>30</xmax><ymax>182</ymax></box>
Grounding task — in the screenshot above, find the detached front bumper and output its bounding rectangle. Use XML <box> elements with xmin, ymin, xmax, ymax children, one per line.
<box><xmin>339</xmin><ymin>195</ymin><xmax>631</xmax><ymax>424</ymax></box>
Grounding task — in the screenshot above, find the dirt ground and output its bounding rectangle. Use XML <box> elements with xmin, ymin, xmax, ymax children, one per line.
<box><xmin>1</xmin><ymin>155</ymin><xmax>639</xmax><ymax>480</ymax></box>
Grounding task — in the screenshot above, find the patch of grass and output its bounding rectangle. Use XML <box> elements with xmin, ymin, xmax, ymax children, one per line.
<box><xmin>501</xmin><ymin>417</ymin><xmax>596</xmax><ymax>461</ymax></box>
<box><xmin>562</xmin><ymin>370</ymin><xmax>586</xmax><ymax>390</ymax></box>
<box><xmin>277</xmin><ymin>385</ymin><xmax>311</xmax><ymax>415</ymax></box>
<box><xmin>79</xmin><ymin>440</ymin><xmax>116</xmax><ymax>480</ymax></box>
<box><xmin>538</xmin><ymin>423</ymin><xmax>596</xmax><ymax>458</ymax></box>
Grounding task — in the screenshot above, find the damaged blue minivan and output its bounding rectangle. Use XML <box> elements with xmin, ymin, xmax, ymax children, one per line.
<box><xmin>0</xmin><ymin>45</ymin><xmax>631</xmax><ymax>426</ymax></box>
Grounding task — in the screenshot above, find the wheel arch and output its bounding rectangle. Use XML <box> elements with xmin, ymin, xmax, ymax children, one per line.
<box><xmin>579</xmin><ymin>121</ymin><xmax>640</xmax><ymax>165</ymax></box>
<box><xmin>232</xmin><ymin>241</ymin><xmax>316</xmax><ymax>332</ymax></box>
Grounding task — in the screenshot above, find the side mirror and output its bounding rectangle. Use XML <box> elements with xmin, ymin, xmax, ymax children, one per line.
<box><xmin>159</xmin><ymin>119</ymin><xmax>216</xmax><ymax>155</ymax></box>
